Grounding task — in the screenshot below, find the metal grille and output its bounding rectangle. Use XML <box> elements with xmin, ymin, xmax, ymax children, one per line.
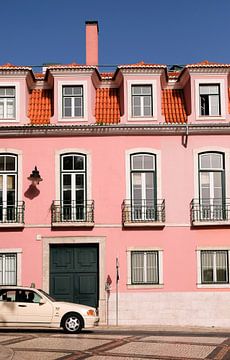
<box><xmin>0</xmin><ymin>201</ymin><xmax>25</xmax><ymax>224</ymax></box>
<box><xmin>51</xmin><ymin>200</ymin><xmax>94</xmax><ymax>225</ymax></box>
<box><xmin>191</xmin><ymin>199</ymin><xmax>230</xmax><ymax>223</ymax></box>
<box><xmin>0</xmin><ymin>254</ymin><xmax>17</xmax><ymax>285</ymax></box>
<box><xmin>131</xmin><ymin>251</ymin><xmax>159</xmax><ymax>284</ymax></box>
<box><xmin>122</xmin><ymin>199</ymin><xmax>165</xmax><ymax>224</ymax></box>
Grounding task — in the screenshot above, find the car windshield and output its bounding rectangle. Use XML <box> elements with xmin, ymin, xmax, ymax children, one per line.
<box><xmin>38</xmin><ymin>289</ymin><xmax>56</xmax><ymax>302</ymax></box>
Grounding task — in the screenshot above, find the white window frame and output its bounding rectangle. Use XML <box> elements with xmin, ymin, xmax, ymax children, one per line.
<box><xmin>125</xmin><ymin>148</ymin><xmax>162</xmax><ymax>201</ymax></box>
<box><xmin>195</xmin><ymin>79</ymin><xmax>226</xmax><ymax>120</ymax></box>
<box><xmin>127</xmin><ymin>247</ymin><xmax>163</xmax><ymax>288</ymax></box>
<box><xmin>197</xmin><ymin>247</ymin><xmax>230</xmax><ymax>288</ymax></box>
<box><xmin>127</xmin><ymin>80</ymin><xmax>157</xmax><ymax>121</ymax></box>
<box><xmin>0</xmin><ymin>83</ymin><xmax>20</xmax><ymax>123</ymax></box>
<box><xmin>0</xmin><ymin>248</ymin><xmax>22</xmax><ymax>285</ymax></box>
<box><xmin>55</xmin><ymin>148</ymin><xmax>91</xmax><ymax>202</ymax></box>
<box><xmin>58</xmin><ymin>81</ymin><xmax>88</xmax><ymax>122</ymax></box>
<box><xmin>193</xmin><ymin>147</ymin><xmax>230</xmax><ymax>201</ymax></box>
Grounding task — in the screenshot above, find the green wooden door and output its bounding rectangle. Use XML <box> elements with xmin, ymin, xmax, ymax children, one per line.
<box><xmin>50</xmin><ymin>244</ymin><xmax>98</xmax><ymax>307</ymax></box>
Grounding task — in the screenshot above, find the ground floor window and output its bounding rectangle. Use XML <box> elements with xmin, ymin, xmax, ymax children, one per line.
<box><xmin>0</xmin><ymin>253</ymin><xmax>17</xmax><ymax>285</ymax></box>
<box><xmin>200</xmin><ymin>250</ymin><xmax>229</xmax><ymax>284</ymax></box>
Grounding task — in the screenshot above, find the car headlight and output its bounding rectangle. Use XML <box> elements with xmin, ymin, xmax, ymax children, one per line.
<box><xmin>87</xmin><ymin>309</ymin><xmax>96</xmax><ymax>316</ymax></box>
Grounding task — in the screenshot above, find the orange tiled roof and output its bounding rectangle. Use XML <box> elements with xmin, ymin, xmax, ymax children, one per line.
<box><xmin>162</xmin><ymin>89</ymin><xmax>187</xmax><ymax>124</ymax></box>
<box><xmin>28</xmin><ymin>89</ymin><xmax>52</xmax><ymax>124</ymax></box>
<box><xmin>0</xmin><ymin>63</ymin><xmax>32</xmax><ymax>70</ymax></box>
<box><xmin>95</xmin><ymin>88</ymin><xmax>120</xmax><ymax>124</ymax></box>
<box><xmin>187</xmin><ymin>60</ymin><xmax>230</xmax><ymax>68</ymax></box>
<box><xmin>100</xmin><ymin>72</ymin><xmax>114</xmax><ymax>79</ymax></box>
<box><xmin>118</xmin><ymin>61</ymin><xmax>167</xmax><ymax>69</ymax></box>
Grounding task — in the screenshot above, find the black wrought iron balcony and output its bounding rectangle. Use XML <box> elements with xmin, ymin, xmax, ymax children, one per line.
<box><xmin>0</xmin><ymin>201</ymin><xmax>25</xmax><ymax>225</ymax></box>
<box><xmin>190</xmin><ymin>199</ymin><xmax>230</xmax><ymax>224</ymax></box>
<box><xmin>122</xmin><ymin>199</ymin><xmax>165</xmax><ymax>226</ymax></box>
<box><xmin>51</xmin><ymin>200</ymin><xmax>94</xmax><ymax>226</ymax></box>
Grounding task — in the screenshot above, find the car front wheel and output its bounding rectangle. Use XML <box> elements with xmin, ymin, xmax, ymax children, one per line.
<box><xmin>62</xmin><ymin>313</ymin><xmax>83</xmax><ymax>333</ymax></box>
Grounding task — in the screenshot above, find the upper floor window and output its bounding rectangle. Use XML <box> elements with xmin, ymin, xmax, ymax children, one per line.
<box><xmin>201</xmin><ymin>250</ymin><xmax>229</xmax><ymax>284</ymax></box>
<box><xmin>0</xmin><ymin>154</ymin><xmax>18</xmax><ymax>223</ymax></box>
<box><xmin>130</xmin><ymin>153</ymin><xmax>156</xmax><ymax>221</ymax></box>
<box><xmin>199</xmin><ymin>84</ymin><xmax>220</xmax><ymax>116</ymax></box>
<box><xmin>61</xmin><ymin>153</ymin><xmax>86</xmax><ymax>221</ymax></box>
<box><xmin>0</xmin><ymin>87</ymin><xmax>15</xmax><ymax>120</ymax></box>
<box><xmin>131</xmin><ymin>85</ymin><xmax>153</xmax><ymax>117</ymax></box>
<box><xmin>62</xmin><ymin>86</ymin><xmax>83</xmax><ymax>118</ymax></box>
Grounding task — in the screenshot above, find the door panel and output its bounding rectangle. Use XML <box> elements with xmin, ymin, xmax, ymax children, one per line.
<box><xmin>50</xmin><ymin>245</ymin><xmax>98</xmax><ymax>308</ymax></box>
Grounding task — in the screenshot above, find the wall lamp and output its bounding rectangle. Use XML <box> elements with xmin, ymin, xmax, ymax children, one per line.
<box><xmin>27</xmin><ymin>166</ymin><xmax>43</xmax><ymax>185</ymax></box>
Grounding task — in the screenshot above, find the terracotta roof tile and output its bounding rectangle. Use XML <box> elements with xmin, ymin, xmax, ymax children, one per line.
<box><xmin>118</xmin><ymin>61</ymin><xmax>167</xmax><ymax>69</ymax></box>
<box><xmin>162</xmin><ymin>89</ymin><xmax>187</xmax><ymax>124</ymax></box>
<box><xmin>187</xmin><ymin>60</ymin><xmax>230</xmax><ymax>68</ymax></box>
<box><xmin>95</xmin><ymin>88</ymin><xmax>120</xmax><ymax>124</ymax></box>
<box><xmin>28</xmin><ymin>89</ymin><xmax>52</xmax><ymax>124</ymax></box>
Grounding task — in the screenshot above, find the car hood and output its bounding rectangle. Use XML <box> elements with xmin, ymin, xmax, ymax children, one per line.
<box><xmin>53</xmin><ymin>301</ymin><xmax>95</xmax><ymax>311</ymax></box>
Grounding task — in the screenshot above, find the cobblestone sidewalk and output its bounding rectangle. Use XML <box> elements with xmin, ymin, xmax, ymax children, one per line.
<box><xmin>0</xmin><ymin>326</ymin><xmax>230</xmax><ymax>359</ymax></box>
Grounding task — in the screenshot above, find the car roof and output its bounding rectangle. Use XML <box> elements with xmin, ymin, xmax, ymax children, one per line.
<box><xmin>0</xmin><ymin>286</ymin><xmax>37</xmax><ymax>291</ymax></box>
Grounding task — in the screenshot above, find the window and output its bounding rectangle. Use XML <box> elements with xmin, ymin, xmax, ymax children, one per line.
<box><xmin>131</xmin><ymin>251</ymin><xmax>159</xmax><ymax>284</ymax></box>
<box><xmin>61</xmin><ymin>153</ymin><xmax>86</xmax><ymax>221</ymax></box>
<box><xmin>62</xmin><ymin>86</ymin><xmax>83</xmax><ymax>118</ymax></box>
<box><xmin>199</xmin><ymin>84</ymin><xmax>220</xmax><ymax>116</ymax></box>
<box><xmin>0</xmin><ymin>155</ymin><xmax>18</xmax><ymax>222</ymax></box>
<box><xmin>0</xmin><ymin>87</ymin><xmax>15</xmax><ymax>120</ymax></box>
<box><xmin>201</xmin><ymin>250</ymin><xmax>229</xmax><ymax>284</ymax></box>
<box><xmin>0</xmin><ymin>254</ymin><xmax>17</xmax><ymax>285</ymax></box>
<box><xmin>198</xmin><ymin>152</ymin><xmax>225</xmax><ymax>220</ymax></box>
<box><xmin>130</xmin><ymin>153</ymin><xmax>156</xmax><ymax>220</ymax></box>
<box><xmin>131</xmin><ymin>85</ymin><xmax>153</xmax><ymax>117</ymax></box>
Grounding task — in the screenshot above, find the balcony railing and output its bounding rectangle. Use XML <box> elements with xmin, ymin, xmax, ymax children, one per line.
<box><xmin>191</xmin><ymin>199</ymin><xmax>230</xmax><ymax>224</ymax></box>
<box><xmin>0</xmin><ymin>201</ymin><xmax>25</xmax><ymax>225</ymax></box>
<box><xmin>122</xmin><ymin>199</ymin><xmax>165</xmax><ymax>226</ymax></box>
<box><xmin>51</xmin><ymin>200</ymin><xmax>94</xmax><ymax>226</ymax></box>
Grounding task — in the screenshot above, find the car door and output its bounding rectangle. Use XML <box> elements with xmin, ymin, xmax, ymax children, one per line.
<box><xmin>0</xmin><ymin>289</ymin><xmax>18</xmax><ymax>323</ymax></box>
<box><xmin>16</xmin><ymin>290</ymin><xmax>53</xmax><ymax>324</ymax></box>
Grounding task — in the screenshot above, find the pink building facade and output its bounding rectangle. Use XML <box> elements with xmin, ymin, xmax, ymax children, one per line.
<box><xmin>1</xmin><ymin>21</ymin><xmax>230</xmax><ymax>327</ymax></box>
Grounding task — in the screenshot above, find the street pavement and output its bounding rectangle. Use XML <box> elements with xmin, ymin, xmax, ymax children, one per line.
<box><xmin>0</xmin><ymin>325</ymin><xmax>230</xmax><ymax>359</ymax></box>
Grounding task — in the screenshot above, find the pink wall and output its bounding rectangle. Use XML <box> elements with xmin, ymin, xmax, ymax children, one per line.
<box><xmin>1</xmin><ymin>133</ymin><xmax>230</xmax><ymax>293</ymax></box>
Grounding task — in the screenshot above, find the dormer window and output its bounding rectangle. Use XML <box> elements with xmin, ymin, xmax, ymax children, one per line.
<box><xmin>62</xmin><ymin>86</ymin><xmax>83</xmax><ymax>118</ymax></box>
<box><xmin>131</xmin><ymin>85</ymin><xmax>153</xmax><ymax>117</ymax></box>
<box><xmin>0</xmin><ymin>87</ymin><xmax>15</xmax><ymax>120</ymax></box>
<box><xmin>199</xmin><ymin>84</ymin><xmax>220</xmax><ymax>116</ymax></box>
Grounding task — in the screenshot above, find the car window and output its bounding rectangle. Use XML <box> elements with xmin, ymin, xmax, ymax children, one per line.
<box><xmin>0</xmin><ymin>290</ymin><xmax>16</xmax><ymax>302</ymax></box>
<box><xmin>15</xmin><ymin>290</ymin><xmax>42</xmax><ymax>304</ymax></box>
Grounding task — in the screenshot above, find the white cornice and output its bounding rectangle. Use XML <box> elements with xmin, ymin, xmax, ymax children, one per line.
<box><xmin>0</xmin><ymin>123</ymin><xmax>230</xmax><ymax>137</ymax></box>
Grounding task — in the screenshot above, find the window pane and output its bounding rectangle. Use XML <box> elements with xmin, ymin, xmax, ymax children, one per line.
<box><xmin>146</xmin><ymin>252</ymin><xmax>158</xmax><ymax>283</ymax></box>
<box><xmin>131</xmin><ymin>252</ymin><xmax>144</xmax><ymax>283</ymax></box>
<box><xmin>216</xmin><ymin>251</ymin><xmax>228</xmax><ymax>282</ymax></box>
<box><xmin>74</xmin><ymin>156</ymin><xmax>84</xmax><ymax>170</ymax></box>
<box><xmin>6</xmin><ymin>156</ymin><xmax>15</xmax><ymax>171</ymax></box>
<box><xmin>201</xmin><ymin>251</ymin><xmax>213</xmax><ymax>283</ymax></box>
<box><xmin>132</xmin><ymin>155</ymin><xmax>142</xmax><ymax>170</ymax></box>
<box><xmin>210</xmin><ymin>95</ymin><xmax>220</xmax><ymax>116</ymax></box>
<box><xmin>200</xmin><ymin>153</ymin><xmax>223</xmax><ymax>170</ymax></box>
<box><xmin>63</xmin><ymin>156</ymin><xmax>73</xmax><ymax>170</ymax></box>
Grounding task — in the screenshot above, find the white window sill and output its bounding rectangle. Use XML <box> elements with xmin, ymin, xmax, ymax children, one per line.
<box><xmin>123</xmin><ymin>221</ymin><xmax>165</xmax><ymax>228</ymax></box>
<box><xmin>51</xmin><ymin>221</ymin><xmax>94</xmax><ymax>228</ymax></box>
<box><xmin>59</xmin><ymin>118</ymin><xmax>87</xmax><ymax>122</ymax></box>
<box><xmin>0</xmin><ymin>119</ymin><xmax>18</xmax><ymax>123</ymax></box>
<box><xmin>196</xmin><ymin>116</ymin><xmax>226</xmax><ymax>121</ymax></box>
<box><xmin>197</xmin><ymin>283</ymin><xmax>230</xmax><ymax>289</ymax></box>
<box><xmin>0</xmin><ymin>223</ymin><xmax>24</xmax><ymax>228</ymax></box>
<box><xmin>192</xmin><ymin>220</ymin><xmax>230</xmax><ymax>227</ymax></box>
<box><xmin>128</xmin><ymin>117</ymin><xmax>157</xmax><ymax>122</ymax></box>
<box><xmin>127</xmin><ymin>284</ymin><xmax>164</xmax><ymax>289</ymax></box>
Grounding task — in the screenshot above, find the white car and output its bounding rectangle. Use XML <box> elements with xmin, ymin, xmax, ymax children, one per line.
<box><xmin>0</xmin><ymin>286</ymin><xmax>99</xmax><ymax>333</ymax></box>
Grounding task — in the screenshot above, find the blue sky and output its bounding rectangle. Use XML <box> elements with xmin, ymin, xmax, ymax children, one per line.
<box><xmin>0</xmin><ymin>0</ymin><xmax>229</xmax><ymax>70</ymax></box>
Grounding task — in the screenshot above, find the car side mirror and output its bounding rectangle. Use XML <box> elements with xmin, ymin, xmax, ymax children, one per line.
<box><xmin>39</xmin><ymin>298</ymin><xmax>46</xmax><ymax>305</ymax></box>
